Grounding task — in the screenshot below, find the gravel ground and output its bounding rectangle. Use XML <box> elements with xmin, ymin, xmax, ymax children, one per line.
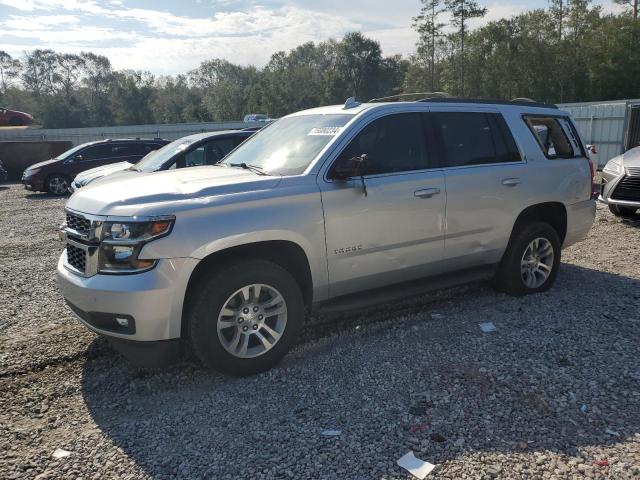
<box><xmin>1</xmin><ymin>182</ymin><xmax>639</xmax><ymax>480</ymax></box>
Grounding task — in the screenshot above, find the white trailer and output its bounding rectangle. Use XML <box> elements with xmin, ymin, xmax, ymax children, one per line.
<box><xmin>558</xmin><ymin>99</ymin><xmax>640</xmax><ymax>168</ymax></box>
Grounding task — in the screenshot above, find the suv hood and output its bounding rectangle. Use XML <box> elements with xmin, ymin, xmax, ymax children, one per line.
<box><xmin>67</xmin><ymin>166</ymin><xmax>281</xmax><ymax>216</ymax></box>
<box><xmin>74</xmin><ymin>161</ymin><xmax>132</xmax><ymax>186</ymax></box>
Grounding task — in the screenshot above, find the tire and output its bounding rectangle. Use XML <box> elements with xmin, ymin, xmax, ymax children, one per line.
<box><xmin>608</xmin><ymin>204</ymin><xmax>637</xmax><ymax>219</ymax></box>
<box><xmin>188</xmin><ymin>259</ymin><xmax>304</xmax><ymax>376</ymax></box>
<box><xmin>46</xmin><ymin>174</ymin><xmax>71</xmax><ymax>195</ymax></box>
<box><xmin>493</xmin><ymin>221</ymin><xmax>561</xmax><ymax>296</ymax></box>
<box><xmin>9</xmin><ymin>117</ymin><xmax>25</xmax><ymax>126</ymax></box>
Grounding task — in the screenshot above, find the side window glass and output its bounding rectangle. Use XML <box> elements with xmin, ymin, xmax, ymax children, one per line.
<box><xmin>81</xmin><ymin>144</ymin><xmax>111</xmax><ymax>161</ymax></box>
<box><xmin>524</xmin><ymin>116</ymin><xmax>575</xmax><ymax>158</ymax></box>
<box><xmin>183</xmin><ymin>146</ymin><xmax>206</xmax><ymax>167</ymax></box>
<box><xmin>205</xmin><ymin>138</ymin><xmax>237</xmax><ymax>164</ymax></box>
<box><xmin>433</xmin><ymin>112</ymin><xmax>497</xmax><ymax>167</ymax></box>
<box><xmin>110</xmin><ymin>144</ymin><xmax>138</xmax><ymax>157</ymax></box>
<box><xmin>335</xmin><ymin>113</ymin><xmax>428</xmax><ymax>175</ymax></box>
<box><xmin>488</xmin><ymin>114</ymin><xmax>522</xmax><ymax>163</ymax></box>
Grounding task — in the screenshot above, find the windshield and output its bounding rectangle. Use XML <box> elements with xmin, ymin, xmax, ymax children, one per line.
<box><xmin>55</xmin><ymin>144</ymin><xmax>86</xmax><ymax>160</ymax></box>
<box><xmin>134</xmin><ymin>138</ymin><xmax>197</xmax><ymax>172</ymax></box>
<box><xmin>220</xmin><ymin>114</ymin><xmax>354</xmax><ymax>175</ymax></box>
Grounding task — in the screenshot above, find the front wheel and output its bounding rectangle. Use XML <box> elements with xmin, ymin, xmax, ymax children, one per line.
<box><xmin>493</xmin><ymin>221</ymin><xmax>561</xmax><ymax>296</ymax></box>
<box><xmin>46</xmin><ymin>174</ymin><xmax>70</xmax><ymax>195</ymax></box>
<box><xmin>188</xmin><ymin>260</ymin><xmax>304</xmax><ymax>376</ymax></box>
<box><xmin>608</xmin><ymin>204</ymin><xmax>637</xmax><ymax>218</ymax></box>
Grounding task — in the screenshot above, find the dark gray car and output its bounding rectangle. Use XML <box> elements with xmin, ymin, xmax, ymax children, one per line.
<box><xmin>599</xmin><ymin>146</ymin><xmax>640</xmax><ymax>218</ymax></box>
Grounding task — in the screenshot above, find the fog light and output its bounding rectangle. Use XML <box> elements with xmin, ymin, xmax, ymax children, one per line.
<box><xmin>115</xmin><ymin>317</ymin><xmax>129</xmax><ymax>328</ymax></box>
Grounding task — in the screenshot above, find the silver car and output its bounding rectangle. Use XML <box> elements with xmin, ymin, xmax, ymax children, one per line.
<box><xmin>599</xmin><ymin>146</ymin><xmax>640</xmax><ymax>218</ymax></box>
<box><xmin>57</xmin><ymin>97</ymin><xmax>595</xmax><ymax>375</ymax></box>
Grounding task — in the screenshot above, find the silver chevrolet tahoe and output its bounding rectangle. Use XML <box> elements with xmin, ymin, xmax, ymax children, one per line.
<box><xmin>57</xmin><ymin>98</ymin><xmax>596</xmax><ymax>375</ymax></box>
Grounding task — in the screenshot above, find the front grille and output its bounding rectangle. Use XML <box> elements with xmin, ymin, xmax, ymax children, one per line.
<box><xmin>66</xmin><ymin>244</ymin><xmax>87</xmax><ymax>273</ymax></box>
<box><xmin>626</xmin><ymin>166</ymin><xmax>640</xmax><ymax>177</ymax></box>
<box><xmin>66</xmin><ymin>212</ymin><xmax>91</xmax><ymax>236</ymax></box>
<box><xmin>612</xmin><ymin>175</ymin><xmax>640</xmax><ymax>202</ymax></box>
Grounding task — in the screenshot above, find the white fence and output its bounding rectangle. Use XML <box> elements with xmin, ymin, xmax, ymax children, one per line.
<box><xmin>0</xmin><ymin>120</ymin><xmax>262</xmax><ymax>146</ymax></box>
<box><xmin>559</xmin><ymin>99</ymin><xmax>640</xmax><ymax>167</ymax></box>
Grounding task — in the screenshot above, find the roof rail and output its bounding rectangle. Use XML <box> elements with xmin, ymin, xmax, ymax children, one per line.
<box><xmin>368</xmin><ymin>92</ymin><xmax>451</xmax><ymax>103</ymax></box>
<box><xmin>418</xmin><ymin>97</ymin><xmax>558</xmax><ymax>109</ymax></box>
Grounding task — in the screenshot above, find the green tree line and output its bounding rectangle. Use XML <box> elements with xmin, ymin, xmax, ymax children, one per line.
<box><xmin>0</xmin><ymin>0</ymin><xmax>638</xmax><ymax>129</ymax></box>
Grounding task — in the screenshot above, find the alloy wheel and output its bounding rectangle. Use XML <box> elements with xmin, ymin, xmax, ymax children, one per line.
<box><xmin>520</xmin><ymin>237</ymin><xmax>554</xmax><ymax>289</ymax></box>
<box><xmin>216</xmin><ymin>283</ymin><xmax>287</xmax><ymax>358</ymax></box>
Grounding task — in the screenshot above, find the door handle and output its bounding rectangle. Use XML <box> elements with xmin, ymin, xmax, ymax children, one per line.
<box><xmin>414</xmin><ymin>187</ymin><xmax>441</xmax><ymax>198</ymax></box>
<box><xmin>502</xmin><ymin>178</ymin><xmax>521</xmax><ymax>187</ymax></box>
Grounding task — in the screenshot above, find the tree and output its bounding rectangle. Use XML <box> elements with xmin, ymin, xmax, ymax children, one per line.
<box><xmin>57</xmin><ymin>53</ymin><xmax>85</xmax><ymax>102</ymax></box>
<box><xmin>21</xmin><ymin>49</ymin><xmax>60</xmax><ymax>97</ymax></box>
<box><xmin>80</xmin><ymin>52</ymin><xmax>114</xmax><ymax>126</ymax></box>
<box><xmin>0</xmin><ymin>51</ymin><xmax>22</xmax><ymax>97</ymax></box>
<box><xmin>443</xmin><ymin>0</ymin><xmax>487</xmax><ymax>95</ymax></box>
<box><xmin>412</xmin><ymin>0</ymin><xmax>447</xmax><ymax>91</ymax></box>
<box><xmin>614</xmin><ymin>0</ymin><xmax>638</xmax><ymax>19</ymax></box>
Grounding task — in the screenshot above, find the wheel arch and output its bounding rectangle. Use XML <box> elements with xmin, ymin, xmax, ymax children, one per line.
<box><xmin>181</xmin><ymin>240</ymin><xmax>314</xmax><ymax>338</ymax></box>
<box><xmin>511</xmin><ymin>202</ymin><xmax>567</xmax><ymax>244</ymax></box>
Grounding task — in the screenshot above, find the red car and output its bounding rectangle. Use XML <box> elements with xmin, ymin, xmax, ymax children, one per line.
<box><xmin>0</xmin><ymin>107</ymin><xmax>34</xmax><ymax>127</ymax></box>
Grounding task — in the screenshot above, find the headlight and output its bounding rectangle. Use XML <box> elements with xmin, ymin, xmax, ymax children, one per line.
<box><xmin>603</xmin><ymin>158</ymin><xmax>623</xmax><ymax>175</ymax></box>
<box><xmin>98</xmin><ymin>217</ymin><xmax>174</xmax><ymax>273</ymax></box>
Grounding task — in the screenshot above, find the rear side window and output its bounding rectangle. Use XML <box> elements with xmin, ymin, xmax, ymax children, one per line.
<box><xmin>336</xmin><ymin>113</ymin><xmax>428</xmax><ymax>175</ymax></box>
<box><xmin>432</xmin><ymin>112</ymin><xmax>518</xmax><ymax>167</ymax></box>
<box><xmin>524</xmin><ymin>116</ymin><xmax>577</xmax><ymax>158</ymax></box>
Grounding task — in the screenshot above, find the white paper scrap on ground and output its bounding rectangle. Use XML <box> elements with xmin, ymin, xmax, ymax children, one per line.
<box><xmin>430</xmin><ymin>313</ymin><xmax>444</xmax><ymax>320</ymax></box>
<box><xmin>479</xmin><ymin>322</ymin><xmax>496</xmax><ymax>333</ymax></box>
<box><xmin>320</xmin><ymin>429</ymin><xmax>341</xmax><ymax>436</ymax></box>
<box><xmin>397</xmin><ymin>451</ymin><xmax>435</xmax><ymax>479</ymax></box>
<box><xmin>605</xmin><ymin>428</ymin><xmax>620</xmax><ymax>436</ymax></box>
<box><xmin>52</xmin><ymin>448</ymin><xmax>71</xmax><ymax>459</ymax></box>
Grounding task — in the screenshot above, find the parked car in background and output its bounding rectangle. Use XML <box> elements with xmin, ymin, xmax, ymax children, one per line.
<box><xmin>599</xmin><ymin>145</ymin><xmax>640</xmax><ymax>218</ymax></box>
<box><xmin>71</xmin><ymin>129</ymin><xmax>257</xmax><ymax>191</ymax></box>
<box><xmin>0</xmin><ymin>107</ymin><xmax>34</xmax><ymax>127</ymax></box>
<box><xmin>22</xmin><ymin>138</ymin><xmax>168</xmax><ymax>195</ymax></box>
<box><xmin>0</xmin><ymin>159</ymin><xmax>8</xmax><ymax>182</ymax></box>
<box><xmin>243</xmin><ymin>113</ymin><xmax>271</xmax><ymax>123</ymax></box>
<box><xmin>58</xmin><ymin>97</ymin><xmax>595</xmax><ymax>375</ymax></box>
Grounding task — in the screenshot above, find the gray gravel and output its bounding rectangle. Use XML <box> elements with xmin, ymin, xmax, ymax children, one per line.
<box><xmin>1</xmin><ymin>182</ymin><xmax>639</xmax><ymax>479</ymax></box>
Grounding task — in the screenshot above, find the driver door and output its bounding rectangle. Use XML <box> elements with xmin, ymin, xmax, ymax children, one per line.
<box><xmin>318</xmin><ymin>112</ymin><xmax>446</xmax><ymax>298</ymax></box>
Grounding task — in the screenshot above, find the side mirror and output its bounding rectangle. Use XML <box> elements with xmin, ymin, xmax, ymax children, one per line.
<box><xmin>75</xmin><ymin>154</ymin><xmax>83</xmax><ymax>162</ymax></box>
<box><xmin>332</xmin><ymin>154</ymin><xmax>368</xmax><ymax>180</ymax></box>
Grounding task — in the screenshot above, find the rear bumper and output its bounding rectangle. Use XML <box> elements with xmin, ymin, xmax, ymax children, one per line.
<box><xmin>563</xmin><ymin>199</ymin><xmax>596</xmax><ymax>248</ymax></box>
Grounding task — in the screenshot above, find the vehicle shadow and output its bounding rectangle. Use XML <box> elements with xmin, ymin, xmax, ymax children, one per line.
<box><xmin>80</xmin><ymin>263</ymin><xmax>640</xmax><ymax>478</ymax></box>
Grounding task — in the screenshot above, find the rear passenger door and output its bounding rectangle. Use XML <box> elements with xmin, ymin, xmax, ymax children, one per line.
<box><xmin>429</xmin><ymin>109</ymin><xmax>527</xmax><ymax>267</ymax></box>
<box><xmin>319</xmin><ymin>112</ymin><xmax>446</xmax><ymax>297</ymax></box>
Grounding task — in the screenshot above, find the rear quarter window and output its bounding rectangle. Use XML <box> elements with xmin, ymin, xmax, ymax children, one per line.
<box><xmin>524</xmin><ymin>115</ymin><xmax>582</xmax><ymax>159</ymax></box>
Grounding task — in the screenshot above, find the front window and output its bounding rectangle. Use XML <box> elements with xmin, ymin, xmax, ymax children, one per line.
<box><xmin>134</xmin><ymin>138</ymin><xmax>198</xmax><ymax>172</ymax></box>
<box><xmin>55</xmin><ymin>144</ymin><xmax>86</xmax><ymax>160</ymax></box>
<box><xmin>220</xmin><ymin>114</ymin><xmax>354</xmax><ymax>175</ymax></box>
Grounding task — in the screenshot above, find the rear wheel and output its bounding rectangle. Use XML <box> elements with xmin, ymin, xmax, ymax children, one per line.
<box><xmin>608</xmin><ymin>204</ymin><xmax>637</xmax><ymax>218</ymax></box>
<box><xmin>493</xmin><ymin>221</ymin><xmax>561</xmax><ymax>296</ymax></box>
<box><xmin>188</xmin><ymin>260</ymin><xmax>304</xmax><ymax>376</ymax></box>
<box><xmin>46</xmin><ymin>174</ymin><xmax>70</xmax><ymax>195</ymax></box>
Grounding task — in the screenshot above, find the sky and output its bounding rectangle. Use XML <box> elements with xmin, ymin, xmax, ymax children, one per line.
<box><xmin>0</xmin><ymin>0</ymin><xmax>625</xmax><ymax>76</ymax></box>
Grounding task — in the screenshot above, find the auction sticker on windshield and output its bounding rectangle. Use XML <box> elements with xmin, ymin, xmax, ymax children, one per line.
<box><xmin>308</xmin><ymin>126</ymin><xmax>342</xmax><ymax>136</ymax></box>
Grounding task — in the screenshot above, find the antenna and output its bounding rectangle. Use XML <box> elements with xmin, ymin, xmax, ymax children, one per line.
<box><xmin>343</xmin><ymin>97</ymin><xmax>361</xmax><ymax>109</ymax></box>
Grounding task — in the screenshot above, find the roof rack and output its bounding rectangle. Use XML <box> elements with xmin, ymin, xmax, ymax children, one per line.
<box><xmin>418</xmin><ymin>97</ymin><xmax>558</xmax><ymax>109</ymax></box>
<box><xmin>368</xmin><ymin>92</ymin><xmax>451</xmax><ymax>103</ymax></box>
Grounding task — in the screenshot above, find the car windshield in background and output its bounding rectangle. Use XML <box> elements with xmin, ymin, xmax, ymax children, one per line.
<box><xmin>134</xmin><ymin>138</ymin><xmax>197</xmax><ymax>172</ymax></box>
<box><xmin>220</xmin><ymin>114</ymin><xmax>354</xmax><ymax>175</ymax></box>
<box><xmin>55</xmin><ymin>144</ymin><xmax>86</xmax><ymax>160</ymax></box>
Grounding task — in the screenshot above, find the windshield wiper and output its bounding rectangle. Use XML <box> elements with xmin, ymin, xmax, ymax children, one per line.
<box><xmin>228</xmin><ymin>162</ymin><xmax>268</xmax><ymax>176</ymax></box>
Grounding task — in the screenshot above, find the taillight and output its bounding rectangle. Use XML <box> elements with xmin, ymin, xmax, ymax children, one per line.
<box><xmin>587</xmin><ymin>157</ymin><xmax>597</xmax><ymax>199</ymax></box>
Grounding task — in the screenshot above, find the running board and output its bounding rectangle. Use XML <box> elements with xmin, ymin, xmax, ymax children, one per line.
<box><xmin>314</xmin><ymin>265</ymin><xmax>496</xmax><ymax>315</ymax></box>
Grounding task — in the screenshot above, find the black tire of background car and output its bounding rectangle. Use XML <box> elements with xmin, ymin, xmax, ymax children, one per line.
<box><xmin>492</xmin><ymin>221</ymin><xmax>561</xmax><ymax>296</ymax></box>
<box><xmin>46</xmin><ymin>174</ymin><xmax>71</xmax><ymax>196</ymax></box>
<box><xmin>608</xmin><ymin>204</ymin><xmax>638</xmax><ymax>218</ymax></box>
<box><xmin>187</xmin><ymin>259</ymin><xmax>304</xmax><ymax>376</ymax></box>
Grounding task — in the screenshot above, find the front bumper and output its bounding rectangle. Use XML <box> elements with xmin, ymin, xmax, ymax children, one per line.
<box><xmin>22</xmin><ymin>176</ymin><xmax>44</xmax><ymax>191</ymax></box>
<box><xmin>598</xmin><ymin>176</ymin><xmax>640</xmax><ymax>208</ymax></box>
<box><xmin>57</xmin><ymin>252</ymin><xmax>199</xmax><ymax>343</ymax></box>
